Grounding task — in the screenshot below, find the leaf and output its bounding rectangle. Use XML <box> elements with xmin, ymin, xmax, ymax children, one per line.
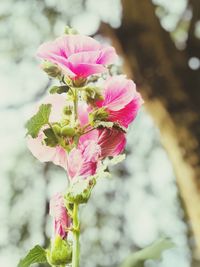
<box><xmin>49</xmin><ymin>85</ymin><xmax>70</xmax><ymax>94</ymax></box>
<box><xmin>120</xmin><ymin>238</ymin><xmax>174</xmax><ymax>267</ymax></box>
<box><xmin>43</xmin><ymin>128</ymin><xmax>59</xmax><ymax>147</ymax></box>
<box><xmin>17</xmin><ymin>245</ymin><xmax>48</xmax><ymax>267</ymax></box>
<box><xmin>25</xmin><ymin>104</ymin><xmax>51</xmax><ymax>138</ymax></box>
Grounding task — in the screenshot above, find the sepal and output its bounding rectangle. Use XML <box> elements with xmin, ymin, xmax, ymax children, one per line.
<box><xmin>47</xmin><ymin>236</ymin><xmax>72</xmax><ymax>266</ymax></box>
<box><xmin>82</xmin><ymin>86</ymin><xmax>103</xmax><ymax>104</ymax></box>
<box><xmin>42</xmin><ymin>61</ymin><xmax>62</xmax><ymax>78</ymax></box>
<box><xmin>65</xmin><ymin>177</ymin><xmax>96</xmax><ymax>204</ymax></box>
<box><xmin>49</xmin><ymin>85</ymin><xmax>70</xmax><ymax>94</ymax></box>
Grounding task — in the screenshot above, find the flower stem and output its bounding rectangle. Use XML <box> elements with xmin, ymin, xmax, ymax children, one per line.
<box><xmin>72</xmin><ymin>203</ymin><xmax>80</xmax><ymax>267</ymax></box>
<box><xmin>73</xmin><ymin>87</ymin><xmax>78</xmax><ymax>124</ymax></box>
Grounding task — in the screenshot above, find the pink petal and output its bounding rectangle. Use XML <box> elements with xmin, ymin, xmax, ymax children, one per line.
<box><xmin>97</xmin><ymin>128</ymin><xmax>126</xmax><ymax>158</ymax></box>
<box><xmin>68</xmin><ymin>62</ymin><xmax>106</xmax><ymax>78</ymax></box>
<box><xmin>50</xmin><ymin>193</ymin><xmax>71</xmax><ymax>238</ymax></box>
<box><xmin>78</xmin><ymin>102</ymin><xmax>90</xmax><ymax>126</ymax></box>
<box><xmin>66</xmin><ymin>148</ymin><xmax>84</xmax><ymax>179</ymax></box>
<box><xmin>27</xmin><ymin>134</ymin><xmax>68</xmax><ymax>170</ymax></box>
<box><xmin>97</xmin><ymin>46</ymin><xmax>118</xmax><ymax>64</ymax></box>
<box><xmin>97</xmin><ymin>76</ymin><xmax>136</xmax><ymax>111</ymax></box>
<box><xmin>108</xmin><ymin>92</ymin><xmax>143</xmax><ymax>127</ymax></box>
<box><xmin>37</xmin><ymin>35</ymin><xmax>101</xmax><ymax>60</ymax></box>
<box><xmin>40</xmin><ymin>94</ymin><xmax>67</xmax><ymax>123</ymax></box>
<box><xmin>66</xmin><ymin>139</ymin><xmax>100</xmax><ymax>180</ymax></box>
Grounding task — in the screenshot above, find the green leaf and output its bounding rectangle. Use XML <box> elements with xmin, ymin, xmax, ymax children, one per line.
<box><xmin>49</xmin><ymin>85</ymin><xmax>70</xmax><ymax>94</ymax></box>
<box><xmin>120</xmin><ymin>238</ymin><xmax>174</xmax><ymax>267</ymax></box>
<box><xmin>43</xmin><ymin>128</ymin><xmax>59</xmax><ymax>147</ymax></box>
<box><xmin>17</xmin><ymin>245</ymin><xmax>48</xmax><ymax>267</ymax></box>
<box><xmin>25</xmin><ymin>104</ymin><xmax>51</xmax><ymax>138</ymax></box>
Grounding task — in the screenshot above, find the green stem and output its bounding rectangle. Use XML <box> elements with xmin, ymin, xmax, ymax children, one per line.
<box><xmin>72</xmin><ymin>203</ymin><xmax>80</xmax><ymax>267</ymax></box>
<box><xmin>73</xmin><ymin>87</ymin><xmax>78</xmax><ymax>124</ymax></box>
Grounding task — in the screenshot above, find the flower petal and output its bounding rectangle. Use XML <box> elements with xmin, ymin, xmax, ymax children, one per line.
<box><xmin>27</xmin><ymin>134</ymin><xmax>67</xmax><ymax>170</ymax></box>
<box><xmin>108</xmin><ymin>92</ymin><xmax>143</xmax><ymax>127</ymax></box>
<box><xmin>97</xmin><ymin>128</ymin><xmax>126</xmax><ymax>158</ymax></box>
<box><xmin>97</xmin><ymin>76</ymin><xmax>137</xmax><ymax>111</ymax></box>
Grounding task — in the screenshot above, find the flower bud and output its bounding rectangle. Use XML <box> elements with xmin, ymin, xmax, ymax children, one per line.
<box><xmin>47</xmin><ymin>236</ymin><xmax>72</xmax><ymax>265</ymax></box>
<box><xmin>52</xmin><ymin>124</ymin><xmax>61</xmax><ymax>135</ymax></box>
<box><xmin>61</xmin><ymin>126</ymin><xmax>75</xmax><ymax>137</ymax></box>
<box><xmin>65</xmin><ymin>177</ymin><xmax>96</xmax><ymax>204</ymax></box>
<box><xmin>42</xmin><ymin>61</ymin><xmax>61</xmax><ymax>78</ymax></box>
<box><xmin>64</xmin><ymin>26</ymin><xmax>78</xmax><ymax>35</ymax></box>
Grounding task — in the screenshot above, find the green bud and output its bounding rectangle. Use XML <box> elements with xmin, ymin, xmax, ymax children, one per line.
<box><xmin>42</xmin><ymin>61</ymin><xmax>61</xmax><ymax>78</ymax></box>
<box><xmin>52</xmin><ymin>124</ymin><xmax>61</xmax><ymax>135</ymax></box>
<box><xmin>47</xmin><ymin>236</ymin><xmax>72</xmax><ymax>265</ymax></box>
<box><xmin>65</xmin><ymin>177</ymin><xmax>96</xmax><ymax>204</ymax></box>
<box><xmin>61</xmin><ymin>126</ymin><xmax>75</xmax><ymax>137</ymax></box>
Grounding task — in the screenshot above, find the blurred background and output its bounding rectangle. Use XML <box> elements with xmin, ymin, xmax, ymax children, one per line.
<box><xmin>0</xmin><ymin>0</ymin><xmax>200</xmax><ymax>266</ymax></box>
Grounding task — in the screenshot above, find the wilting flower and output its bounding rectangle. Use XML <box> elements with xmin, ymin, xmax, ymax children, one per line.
<box><xmin>37</xmin><ymin>34</ymin><xmax>117</xmax><ymax>79</ymax></box>
<box><xmin>50</xmin><ymin>193</ymin><xmax>71</xmax><ymax>238</ymax></box>
<box><xmin>95</xmin><ymin>76</ymin><xmax>143</xmax><ymax>127</ymax></box>
<box><xmin>27</xmin><ymin>94</ymin><xmax>68</xmax><ymax>170</ymax></box>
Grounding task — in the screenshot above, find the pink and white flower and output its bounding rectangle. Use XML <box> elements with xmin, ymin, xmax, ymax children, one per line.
<box><xmin>37</xmin><ymin>35</ymin><xmax>117</xmax><ymax>79</ymax></box>
<box><xmin>95</xmin><ymin>76</ymin><xmax>143</xmax><ymax>127</ymax></box>
<box><xmin>49</xmin><ymin>193</ymin><xmax>71</xmax><ymax>238</ymax></box>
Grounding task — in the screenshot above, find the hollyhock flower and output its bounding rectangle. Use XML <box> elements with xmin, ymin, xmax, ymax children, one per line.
<box><xmin>95</xmin><ymin>76</ymin><xmax>143</xmax><ymax>127</ymax></box>
<box><xmin>50</xmin><ymin>193</ymin><xmax>71</xmax><ymax>238</ymax></box>
<box><xmin>37</xmin><ymin>34</ymin><xmax>117</xmax><ymax>79</ymax></box>
<box><xmin>27</xmin><ymin>94</ymin><xmax>68</xmax><ymax>170</ymax></box>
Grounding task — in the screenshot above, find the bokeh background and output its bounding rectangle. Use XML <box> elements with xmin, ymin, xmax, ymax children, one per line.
<box><xmin>0</xmin><ymin>0</ymin><xmax>200</xmax><ymax>266</ymax></box>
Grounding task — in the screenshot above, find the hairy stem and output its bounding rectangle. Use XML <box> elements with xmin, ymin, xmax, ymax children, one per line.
<box><xmin>72</xmin><ymin>203</ymin><xmax>80</xmax><ymax>267</ymax></box>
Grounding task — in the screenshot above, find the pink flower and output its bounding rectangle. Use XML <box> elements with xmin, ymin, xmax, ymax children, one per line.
<box><xmin>96</xmin><ymin>76</ymin><xmax>143</xmax><ymax>127</ymax></box>
<box><xmin>50</xmin><ymin>193</ymin><xmax>71</xmax><ymax>238</ymax></box>
<box><xmin>37</xmin><ymin>35</ymin><xmax>117</xmax><ymax>79</ymax></box>
<box><xmin>66</xmin><ymin>139</ymin><xmax>101</xmax><ymax>180</ymax></box>
<box><xmin>27</xmin><ymin>94</ymin><xmax>68</xmax><ymax>170</ymax></box>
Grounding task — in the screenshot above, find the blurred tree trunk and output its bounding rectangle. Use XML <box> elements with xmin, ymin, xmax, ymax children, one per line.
<box><xmin>100</xmin><ymin>0</ymin><xmax>200</xmax><ymax>259</ymax></box>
